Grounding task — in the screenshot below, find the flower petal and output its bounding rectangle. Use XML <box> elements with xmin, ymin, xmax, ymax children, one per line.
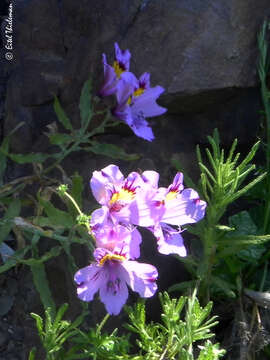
<box><xmin>100</xmin><ymin>164</ymin><xmax>124</xmax><ymax>185</ymax></box>
<box><xmin>141</xmin><ymin>170</ymin><xmax>160</xmax><ymax>188</ymax></box>
<box><xmin>139</xmin><ymin>72</ymin><xmax>150</xmax><ymax>89</ymax></box>
<box><xmin>114</xmin><ymin>43</ymin><xmax>131</xmax><ymax>71</ymax></box>
<box><xmin>74</xmin><ymin>264</ymin><xmax>103</xmax><ymax>302</ymax></box>
<box><xmin>131</xmin><ymin>86</ymin><xmax>167</xmax><ymax>118</ymax></box>
<box><xmin>129</xmin><ymin>188</ymin><xmax>165</xmax><ymax>227</ymax></box>
<box><xmin>90</xmin><ymin>207</ymin><xmax>109</xmax><ymax>227</ymax></box>
<box><xmin>90</xmin><ymin>164</ymin><xmax>124</xmax><ymax>204</ymax></box>
<box><xmin>94</xmin><ymin>223</ymin><xmax>141</xmax><ymax>260</ymax></box>
<box><xmin>128</xmin><ymin>113</ymin><xmax>155</xmax><ymax>141</ymax></box>
<box><xmin>90</xmin><ymin>171</ymin><xmax>111</xmax><ymax>205</ymax></box>
<box><xmin>122</xmin><ymin>261</ymin><xmax>158</xmax><ymax>298</ymax></box>
<box><xmin>162</xmin><ymin>188</ymin><xmax>207</xmax><ymax>226</ymax></box>
<box><xmin>99</xmin><ymin>270</ymin><xmax>129</xmax><ymax>315</ymax></box>
<box><xmin>151</xmin><ymin>223</ymin><xmax>187</xmax><ymax>257</ymax></box>
<box><xmin>168</xmin><ymin>172</ymin><xmax>184</xmax><ymax>192</ymax></box>
<box><xmin>99</xmin><ymin>54</ymin><xmax>118</xmax><ymax>97</ymax></box>
<box><xmin>128</xmin><ymin>228</ymin><xmax>142</xmax><ymax>260</ymax></box>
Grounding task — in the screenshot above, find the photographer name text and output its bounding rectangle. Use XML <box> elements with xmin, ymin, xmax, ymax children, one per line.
<box><xmin>4</xmin><ymin>3</ymin><xmax>13</xmax><ymax>60</ymax></box>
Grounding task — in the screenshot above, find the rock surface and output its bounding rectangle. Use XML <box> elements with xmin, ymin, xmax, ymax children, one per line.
<box><xmin>5</xmin><ymin>0</ymin><xmax>270</xmax><ymax>148</ymax></box>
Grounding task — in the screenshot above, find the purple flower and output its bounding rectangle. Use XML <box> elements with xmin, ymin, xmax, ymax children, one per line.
<box><xmin>113</xmin><ymin>73</ymin><xmax>167</xmax><ymax>141</ymax></box>
<box><xmin>90</xmin><ymin>164</ymin><xmax>144</xmax><ymax>226</ymax></box>
<box><xmin>92</xmin><ymin>222</ymin><xmax>142</xmax><ymax>260</ymax></box>
<box><xmin>130</xmin><ymin>172</ymin><xmax>207</xmax><ymax>228</ymax></box>
<box><xmin>149</xmin><ymin>223</ymin><xmax>187</xmax><ymax>257</ymax></box>
<box><xmin>99</xmin><ymin>43</ymin><xmax>137</xmax><ymax>97</ymax></box>
<box><xmin>74</xmin><ymin>247</ymin><xmax>158</xmax><ymax>315</ymax></box>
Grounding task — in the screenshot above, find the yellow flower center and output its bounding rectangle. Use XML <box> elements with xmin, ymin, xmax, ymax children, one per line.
<box><xmin>133</xmin><ymin>87</ymin><xmax>145</xmax><ymax>97</ymax></box>
<box><xmin>113</xmin><ymin>61</ymin><xmax>124</xmax><ymax>78</ymax></box>
<box><xmin>109</xmin><ymin>188</ymin><xmax>135</xmax><ymax>205</ymax></box>
<box><xmin>99</xmin><ymin>253</ymin><xmax>126</xmax><ymax>266</ymax></box>
<box><xmin>127</xmin><ymin>87</ymin><xmax>145</xmax><ymax>105</ymax></box>
<box><xmin>165</xmin><ymin>191</ymin><xmax>178</xmax><ymax>201</ymax></box>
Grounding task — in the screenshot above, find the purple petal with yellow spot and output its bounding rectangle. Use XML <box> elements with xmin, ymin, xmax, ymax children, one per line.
<box><xmin>114</xmin><ymin>42</ymin><xmax>131</xmax><ymax>71</ymax></box>
<box><xmin>131</xmin><ymin>86</ymin><xmax>167</xmax><ymax>118</ymax></box>
<box><xmin>162</xmin><ymin>188</ymin><xmax>207</xmax><ymax>226</ymax></box>
<box><xmin>74</xmin><ymin>248</ymin><xmax>158</xmax><ymax>315</ymax></box>
<box><xmin>90</xmin><ymin>164</ymin><xmax>124</xmax><ymax>204</ymax></box>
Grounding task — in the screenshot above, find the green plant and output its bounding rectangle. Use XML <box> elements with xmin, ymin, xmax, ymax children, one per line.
<box><xmin>29</xmin><ymin>291</ymin><xmax>225</xmax><ymax>360</ymax></box>
<box><xmin>30</xmin><ymin>303</ymin><xmax>88</xmax><ymax>360</ymax></box>
<box><xmin>125</xmin><ymin>290</ymin><xmax>225</xmax><ymax>360</ymax></box>
<box><xmin>171</xmin><ymin>129</ymin><xmax>270</xmax><ymax>301</ymax></box>
<box><xmin>0</xmin><ymin>79</ymin><xmax>140</xmax><ymax>317</ymax></box>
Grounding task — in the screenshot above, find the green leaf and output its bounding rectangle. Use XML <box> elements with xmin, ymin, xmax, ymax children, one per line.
<box><xmin>89</xmin><ymin>142</ymin><xmax>140</xmax><ymax>161</ymax></box>
<box><xmin>228</xmin><ymin>211</ymin><xmax>257</xmax><ymax>235</ymax></box>
<box><xmin>168</xmin><ymin>280</ymin><xmax>197</xmax><ymax>293</ymax></box>
<box><xmin>28</xmin><ymin>347</ymin><xmax>37</xmax><ymax>360</ymax></box>
<box><xmin>53</xmin><ymin>303</ymin><xmax>69</xmax><ymax>329</ymax></box>
<box><xmin>38</xmin><ymin>198</ymin><xmax>74</xmax><ymax>228</ymax></box>
<box><xmin>31</xmin><ymin>313</ymin><xmax>44</xmax><ymax>336</ymax></box>
<box><xmin>220</xmin><ymin>234</ymin><xmax>270</xmax><ymax>246</ymax></box>
<box><xmin>21</xmin><ymin>246</ymin><xmax>62</xmax><ymax>265</ymax></box>
<box><xmin>238</xmin><ymin>245</ymin><xmax>265</xmax><ymax>264</ymax></box>
<box><xmin>54</xmin><ymin>96</ymin><xmax>73</xmax><ymax>131</ymax></box>
<box><xmin>0</xmin><ymin>198</ymin><xmax>21</xmax><ymax>246</ymax></box>
<box><xmin>79</xmin><ymin>79</ymin><xmax>92</xmax><ymax>129</ymax></box>
<box><xmin>0</xmin><ymin>136</ymin><xmax>9</xmax><ymax>185</ymax></box>
<box><xmin>33</xmin><ymin>216</ymin><xmax>57</xmax><ymax>228</ymax></box>
<box><xmin>212</xmin><ymin>276</ymin><xmax>236</xmax><ymax>298</ymax></box>
<box><xmin>224</xmin><ymin>256</ymin><xmax>243</xmax><ymax>274</ymax></box>
<box><xmin>0</xmin><ymin>245</ymin><xmax>32</xmax><ymax>274</ymax></box>
<box><xmin>49</xmin><ymin>133</ymin><xmax>73</xmax><ymax>146</ymax></box>
<box><xmin>237</xmin><ymin>141</ymin><xmax>260</xmax><ymax>172</ymax></box>
<box><xmin>0</xmin><ymin>183</ymin><xmax>26</xmax><ymax>199</ymax></box>
<box><xmin>31</xmin><ymin>263</ymin><xmax>56</xmax><ymax>318</ymax></box>
<box><xmin>198</xmin><ymin>340</ymin><xmax>225</xmax><ymax>360</ymax></box>
<box><xmin>195</xmin><ymin>300</ymin><xmax>214</xmax><ymax>326</ymax></box>
<box><xmin>229</xmin><ymin>172</ymin><xmax>266</xmax><ymax>203</ymax></box>
<box><xmin>8</xmin><ymin>152</ymin><xmax>50</xmax><ymax>164</ymax></box>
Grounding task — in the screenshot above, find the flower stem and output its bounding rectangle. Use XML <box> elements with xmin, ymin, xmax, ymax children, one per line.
<box><xmin>96</xmin><ymin>313</ymin><xmax>110</xmax><ymax>335</ymax></box>
<box><xmin>63</xmin><ymin>191</ymin><xmax>83</xmax><ymax>216</ymax></box>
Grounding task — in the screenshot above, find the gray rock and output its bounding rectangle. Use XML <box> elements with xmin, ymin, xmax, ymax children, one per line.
<box><xmin>5</xmin><ymin>0</ymin><xmax>268</xmax><ymax>153</ymax></box>
<box><xmin>0</xmin><ymin>330</ymin><xmax>8</xmax><ymax>348</ymax></box>
<box><xmin>123</xmin><ymin>0</ymin><xmax>269</xmax><ymax>98</ymax></box>
<box><xmin>15</xmin><ymin>0</ymin><xmax>65</xmax><ymax>58</ymax></box>
<box><xmin>0</xmin><ymin>295</ymin><xmax>14</xmax><ymax>316</ymax></box>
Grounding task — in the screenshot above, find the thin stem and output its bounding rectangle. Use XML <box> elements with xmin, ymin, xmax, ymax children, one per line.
<box><xmin>259</xmin><ymin>260</ymin><xmax>268</xmax><ymax>292</ymax></box>
<box><xmin>198</xmin><ymin>213</ymin><xmax>218</xmax><ymax>303</ymax></box>
<box><xmin>43</xmin><ymin>142</ymin><xmax>79</xmax><ymax>175</ymax></box>
<box><xmin>258</xmin><ymin>23</ymin><xmax>270</xmax><ymax>233</ymax></box>
<box><xmin>96</xmin><ymin>313</ymin><xmax>110</xmax><ymax>335</ymax></box>
<box><xmin>63</xmin><ymin>191</ymin><xmax>82</xmax><ymax>216</ymax></box>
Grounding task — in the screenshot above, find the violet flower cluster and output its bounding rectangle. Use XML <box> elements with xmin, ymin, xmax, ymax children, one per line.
<box><xmin>74</xmin><ymin>164</ymin><xmax>207</xmax><ymax>315</ymax></box>
<box><xmin>99</xmin><ymin>43</ymin><xmax>167</xmax><ymax>141</ymax></box>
